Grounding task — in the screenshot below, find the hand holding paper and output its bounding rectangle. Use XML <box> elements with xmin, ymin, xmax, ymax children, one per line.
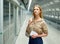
<box><xmin>30</xmin><ymin>31</ymin><xmax>38</xmax><ymax>36</ymax></box>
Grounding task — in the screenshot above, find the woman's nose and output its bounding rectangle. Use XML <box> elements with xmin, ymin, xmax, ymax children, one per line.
<box><xmin>34</xmin><ymin>10</ymin><xmax>37</xmax><ymax>12</ymax></box>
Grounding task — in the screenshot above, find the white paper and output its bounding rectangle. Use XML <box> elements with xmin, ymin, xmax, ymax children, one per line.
<box><xmin>30</xmin><ymin>31</ymin><xmax>38</xmax><ymax>36</ymax></box>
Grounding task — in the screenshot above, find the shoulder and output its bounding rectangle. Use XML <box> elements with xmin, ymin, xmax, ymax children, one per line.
<box><xmin>41</xmin><ymin>19</ymin><xmax>45</xmax><ymax>23</ymax></box>
<box><xmin>41</xmin><ymin>19</ymin><xmax>47</xmax><ymax>25</ymax></box>
<box><xmin>28</xmin><ymin>17</ymin><xmax>33</xmax><ymax>24</ymax></box>
<box><xmin>29</xmin><ymin>17</ymin><xmax>32</xmax><ymax>22</ymax></box>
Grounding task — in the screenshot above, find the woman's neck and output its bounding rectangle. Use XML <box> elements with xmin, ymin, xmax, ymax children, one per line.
<box><xmin>33</xmin><ymin>17</ymin><xmax>41</xmax><ymax>22</ymax></box>
<box><xmin>34</xmin><ymin>15</ymin><xmax>41</xmax><ymax>20</ymax></box>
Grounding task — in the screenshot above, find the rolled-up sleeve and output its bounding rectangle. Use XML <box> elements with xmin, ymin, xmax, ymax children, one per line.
<box><xmin>25</xmin><ymin>23</ymin><xmax>30</xmax><ymax>37</ymax></box>
<box><xmin>42</xmin><ymin>21</ymin><xmax>48</xmax><ymax>34</ymax></box>
<box><xmin>25</xmin><ymin>20</ymin><xmax>31</xmax><ymax>37</ymax></box>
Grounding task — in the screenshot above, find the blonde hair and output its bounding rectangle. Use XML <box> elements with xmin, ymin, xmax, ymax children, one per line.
<box><xmin>33</xmin><ymin>5</ymin><xmax>43</xmax><ymax>18</ymax></box>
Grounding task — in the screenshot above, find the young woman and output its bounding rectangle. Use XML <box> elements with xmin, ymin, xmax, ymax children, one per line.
<box><xmin>25</xmin><ymin>5</ymin><xmax>48</xmax><ymax>44</ymax></box>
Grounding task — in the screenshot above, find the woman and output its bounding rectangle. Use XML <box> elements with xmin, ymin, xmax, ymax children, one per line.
<box><xmin>25</xmin><ymin>5</ymin><xmax>48</xmax><ymax>44</ymax></box>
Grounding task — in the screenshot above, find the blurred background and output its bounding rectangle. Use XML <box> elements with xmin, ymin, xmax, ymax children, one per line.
<box><xmin>0</xmin><ymin>0</ymin><xmax>60</xmax><ymax>44</ymax></box>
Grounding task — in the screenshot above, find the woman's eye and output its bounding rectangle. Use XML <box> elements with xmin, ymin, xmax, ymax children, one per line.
<box><xmin>37</xmin><ymin>9</ymin><xmax>38</xmax><ymax>10</ymax></box>
<box><xmin>34</xmin><ymin>9</ymin><xmax>35</xmax><ymax>10</ymax></box>
<box><xmin>34</xmin><ymin>9</ymin><xmax>39</xmax><ymax>10</ymax></box>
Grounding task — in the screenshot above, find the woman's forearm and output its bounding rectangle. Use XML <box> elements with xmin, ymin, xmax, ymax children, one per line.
<box><xmin>37</xmin><ymin>33</ymin><xmax>48</xmax><ymax>37</ymax></box>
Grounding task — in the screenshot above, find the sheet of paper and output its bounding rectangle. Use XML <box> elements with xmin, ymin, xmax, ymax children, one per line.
<box><xmin>30</xmin><ymin>30</ymin><xmax>38</xmax><ymax>36</ymax></box>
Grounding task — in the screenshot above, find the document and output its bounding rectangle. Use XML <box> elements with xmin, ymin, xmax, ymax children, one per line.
<box><xmin>30</xmin><ymin>30</ymin><xmax>38</xmax><ymax>36</ymax></box>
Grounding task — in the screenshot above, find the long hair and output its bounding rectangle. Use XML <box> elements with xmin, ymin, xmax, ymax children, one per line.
<box><xmin>33</xmin><ymin>5</ymin><xmax>43</xmax><ymax>18</ymax></box>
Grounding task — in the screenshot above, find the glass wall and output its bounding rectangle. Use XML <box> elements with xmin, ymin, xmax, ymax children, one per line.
<box><xmin>3</xmin><ymin>0</ymin><xmax>20</xmax><ymax>44</ymax></box>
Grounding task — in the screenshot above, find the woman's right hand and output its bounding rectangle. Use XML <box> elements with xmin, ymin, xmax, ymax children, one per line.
<box><xmin>31</xmin><ymin>34</ymin><xmax>38</xmax><ymax>39</ymax></box>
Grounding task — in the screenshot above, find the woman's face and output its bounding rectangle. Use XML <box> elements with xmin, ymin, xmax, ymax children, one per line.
<box><xmin>33</xmin><ymin>6</ymin><xmax>41</xmax><ymax>15</ymax></box>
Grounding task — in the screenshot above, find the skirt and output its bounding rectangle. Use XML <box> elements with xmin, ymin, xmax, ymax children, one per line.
<box><xmin>28</xmin><ymin>36</ymin><xmax>43</xmax><ymax>44</ymax></box>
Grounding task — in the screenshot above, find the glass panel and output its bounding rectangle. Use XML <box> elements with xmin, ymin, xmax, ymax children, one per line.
<box><xmin>11</xmin><ymin>4</ymin><xmax>13</xmax><ymax>24</ymax></box>
<box><xmin>3</xmin><ymin>0</ymin><xmax>9</xmax><ymax>44</ymax></box>
<box><xmin>3</xmin><ymin>0</ymin><xmax>9</xmax><ymax>30</ymax></box>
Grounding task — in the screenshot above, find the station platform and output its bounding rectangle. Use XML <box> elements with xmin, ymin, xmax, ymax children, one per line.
<box><xmin>15</xmin><ymin>15</ymin><xmax>60</xmax><ymax>44</ymax></box>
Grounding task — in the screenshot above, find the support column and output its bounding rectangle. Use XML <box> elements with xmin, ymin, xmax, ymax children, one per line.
<box><xmin>16</xmin><ymin>7</ymin><xmax>20</xmax><ymax>35</ymax></box>
<box><xmin>0</xmin><ymin>0</ymin><xmax>3</xmax><ymax>44</ymax></box>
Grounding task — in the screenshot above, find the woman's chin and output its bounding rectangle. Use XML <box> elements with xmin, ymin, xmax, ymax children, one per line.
<box><xmin>35</xmin><ymin>14</ymin><xmax>38</xmax><ymax>16</ymax></box>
